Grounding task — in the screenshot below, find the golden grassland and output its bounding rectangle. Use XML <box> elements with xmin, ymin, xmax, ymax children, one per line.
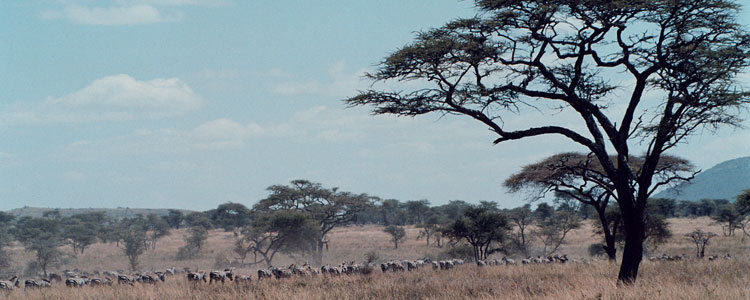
<box><xmin>2</xmin><ymin>217</ymin><xmax>749</xmax><ymax>299</ymax></box>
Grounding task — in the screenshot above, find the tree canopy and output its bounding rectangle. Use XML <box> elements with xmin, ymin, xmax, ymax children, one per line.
<box><xmin>347</xmin><ymin>0</ymin><xmax>749</xmax><ymax>283</ymax></box>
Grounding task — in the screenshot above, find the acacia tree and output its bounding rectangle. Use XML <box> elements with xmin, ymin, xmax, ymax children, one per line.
<box><xmin>238</xmin><ymin>210</ymin><xmax>319</xmax><ymax>267</ymax></box>
<box><xmin>443</xmin><ymin>206</ymin><xmax>511</xmax><ymax>262</ymax></box>
<box><xmin>347</xmin><ymin>0</ymin><xmax>749</xmax><ymax>283</ymax></box>
<box><xmin>506</xmin><ymin>205</ymin><xmax>534</xmax><ymax>256</ymax></box>
<box><xmin>535</xmin><ymin>210</ymin><xmax>582</xmax><ymax>255</ymax></box>
<box><xmin>505</xmin><ymin>152</ymin><xmax>693</xmax><ymax>260</ymax></box>
<box><xmin>254</xmin><ymin>180</ymin><xmax>378</xmax><ymax>265</ymax></box>
<box><xmin>383</xmin><ymin>225</ymin><xmax>406</xmax><ymax>249</ymax></box>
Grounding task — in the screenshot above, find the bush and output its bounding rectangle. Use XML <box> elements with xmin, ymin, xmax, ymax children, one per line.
<box><xmin>364</xmin><ymin>251</ymin><xmax>379</xmax><ymax>264</ymax></box>
<box><xmin>588</xmin><ymin>243</ymin><xmax>607</xmax><ymax>257</ymax></box>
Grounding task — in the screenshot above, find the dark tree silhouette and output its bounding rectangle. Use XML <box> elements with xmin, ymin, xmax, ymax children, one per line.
<box><xmin>347</xmin><ymin>0</ymin><xmax>749</xmax><ymax>283</ymax></box>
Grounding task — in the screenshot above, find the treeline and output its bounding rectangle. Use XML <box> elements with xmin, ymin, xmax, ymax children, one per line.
<box><xmin>1</xmin><ymin>180</ymin><xmax>748</xmax><ymax>276</ymax></box>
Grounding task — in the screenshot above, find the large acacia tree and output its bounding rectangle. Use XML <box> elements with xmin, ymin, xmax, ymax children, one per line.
<box><xmin>504</xmin><ymin>152</ymin><xmax>694</xmax><ymax>260</ymax></box>
<box><xmin>253</xmin><ymin>180</ymin><xmax>378</xmax><ymax>265</ymax></box>
<box><xmin>347</xmin><ymin>0</ymin><xmax>750</xmax><ymax>283</ymax></box>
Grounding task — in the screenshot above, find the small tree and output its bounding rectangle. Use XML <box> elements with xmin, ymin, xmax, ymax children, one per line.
<box><xmin>12</xmin><ymin>217</ymin><xmax>65</xmax><ymax>276</ymax></box>
<box><xmin>535</xmin><ymin>211</ymin><xmax>582</xmax><ymax>255</ymax></box>
<box><xmin>163</xmin><ymin>209</ymin><xmax>185</xmax><ymax>229</ymax></box>
<box><xmin>711</xmin><ymin>204</ymin><xmax>741</xmax><ymax>237</ymax></box>
<box><xmin>443</xmin><ymin>206</ymin><xmax>511</xmax><ymax>262</ymax></box>
<box><xmin>121</xmin><ymin>225</ymin><xmax>148</xmax><ymax>271</ymax></box>
<box><xmin>507</xmin><ymin>205</ymin><xmax>534</xmax><ymax>256</ymax></box>
<box><xmin>383</xmin><ymin>225</ymin><xmax>406</xmax><ymax>249</ymax></box>
<box><xmin>686</xmin><ymin>229</ymin><xmax>717</xmax><ymax>258</ymax></box>
<box><xmin>177</xmin><ymin>226</ymin><xmax>208</xmax><ymax>260</ymax></box>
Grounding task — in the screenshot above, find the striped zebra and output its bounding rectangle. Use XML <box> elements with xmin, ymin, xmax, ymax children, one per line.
<box><xmin>187</xmin><ymin>271</ymin><xmax>207</xmax><ymax>283</ymax></box>
<box><xmin>65</xmin><ymin>277</ymin><xmax>88</xmax><ymax>287</ymax></box>
<box><xmin>0</xmin><ymin>276</ymin><xmax>20</xmax><ymax>290</ymax></box>
<box><xmin>117</xmin><ymin>274</ymin><xmax>137</xmax><ymax>285</ymax></box>
<box><xmin>24</xmin><ymin>279</ymin><xmax>52</xmax><ymax>289</ymax></box>
<box><xmin>257</xmin><ymin>269</ymin><xmax>273</xmax><ymax>280</ymax></box>
<box><xmin>209</xmin><ymin>269</ymin><xmax>234</xmax><ymax>284</ymax></box>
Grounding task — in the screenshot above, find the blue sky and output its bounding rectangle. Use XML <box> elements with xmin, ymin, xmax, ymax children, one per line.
<box><xmin>1</xmin><ymin>0</ymin><xmax>749</xmax><ymax>211</ymax></box>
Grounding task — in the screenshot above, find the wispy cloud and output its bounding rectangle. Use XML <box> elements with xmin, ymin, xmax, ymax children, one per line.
<box><xmin>41</xmin><ymin>0</ymin><xmax>225</xmax><ymax>26</ymax></box>
<box><xmin>42</xmin><ymin>4</ymin><xmax>182</xmax><ymax>25</ymax></box>
<box><xmin>2</xmin><ymin>74</ymin><xmax>203</xmax><ymax>124</ymax></box>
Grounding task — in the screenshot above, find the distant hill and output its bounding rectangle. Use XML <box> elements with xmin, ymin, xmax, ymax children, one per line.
<box><xmin>655</xmin><ymin>156</ymin><xmax>750</xmax><ymax>201</ymax></box>
<box><xmin>4</xmin><ymin>206</ymin><xmax>195</xmax><ymax>219</ymax></box>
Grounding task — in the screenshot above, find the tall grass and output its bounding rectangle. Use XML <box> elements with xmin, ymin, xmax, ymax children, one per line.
<box><xmin>1</xmin><ymin>217</ymin><xmax>748</xmax><ymax>299</ymax></box>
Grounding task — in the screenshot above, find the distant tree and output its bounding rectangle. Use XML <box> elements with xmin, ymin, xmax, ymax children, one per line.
<box><xmin>184</xmin><ymin>212</ymin><xmax>213</xmax><ymax>229</ymax></box>
<box><xmin>379</xmin><ymin>199</ymin><xmax>405</xmax><ymax>225</ymax></box>
<box><xmin>435</xmin><ymin>200</ymin><xmax>472</xmax><ymax>221</ymax></box>
<box><xmin>533</xmin><ymin>203</ymin><xmax>554</xmax><ymax>222</ymax></box>
<box><xmin>239</xmin><ymin>210</ymin><xmax>319</xmax><ymax>267</ymax></box>
<box><xmin>12</xmin><ymin>217</ymin><xmax>65</xmax><ymax>276</ymax></box>
<box><xmin>506</xmin><ymin>204</ymin><xmax>534</xmax><ymax>256</ymax></box>
<box><xmin>61</xmin><ymin>218</ymin><xmax>97</xmax><ymax>255</ymax></box>
<box><xmin>0</xmin><ymin>215</ymin><xmax>14</xmax><ymax>271</ymax></box>
<box><xmin>383</xmin><ymin>225</ymin><xmax>406</xmax><ymax>249</ymax></box>
<box><xmin>405</xmin><ymin>200</ymin><xmax>431</xmax><ymax>224</ymax></box>
<box><xmin>535</xmin><ymin>211</ymin><xmax>582</xmax><ymax>255</ymax></box>
<box><xmin>685</xmin><ymin>229</ymin><xmax>717</xmax><ymax>258</ymax></box>
<box><xmin>163</xmin><ymin>209</ymin><xmax>185</xmax><ymax>229</ymax></box>
<box><xmin>254</xmin><ymin>180</ymin><xmax>377</xmax><ymax>265</ymax></box>
<box><xmin>144</xmin><ymin>213</ymin><xmax>170</xmax><ymax>250</ymax></box>
<box><xmin>176</xmin><ymin>226</ymin><xmax>208</xmax><ymax>260</ymax></box>
<box><xmin>712</xmin><ymin>204</ymin><xmax>742</xmax><ymax>237</ymax></box>
<box><xmin>649</xmin><ymin>198</ymin><xmax>678</xmax><ymax>218</ymax></box>
<box><xmin>212</xmin><ymin>202</ymin><xmax>252</xmax><ymax>231</ymax></box>
<box><xmin>443</xmin><ymin>206</ymin><xmax>511</xmax><ymax>262</ymax></box>
<box><xmin>735</xmin><ymin>190</ymin><xmax>750</xmax><ymax>238</ymax></box>
<box><xmin>417</xmin><ymin>214</ymin><xmax>447</xmax><ymax>247</ymax></box>
<box><xmin>42</xmin><ymin>209</ymin><xmax>61</xmax><ymax>220</ymax></box>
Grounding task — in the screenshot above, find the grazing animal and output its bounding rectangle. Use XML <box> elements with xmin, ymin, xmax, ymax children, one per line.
<box><xmin>0</xmin><ymin>276</ymin><xmax>20</xmax><ymax>290</ymax></box>
<box><xmin>88</xmin><ymin>277</ymin><xmax>112</xmax><ymax>286</ymax></box>
<box><xmin>24</xmin><ymin>279</ymin><xmax>52</xmax><ymax>289</ymax></box>
<box><xmin>65</xmin><ymin>277</ymin><xmax>88</xmax><ymax>287</ymax></box>
<box><xmin>117</xmin><ymin>274</ymin><xmax>137</xmax><ymax>285</ymax></box>
<box><xmin>257</xmin><ymin>269</ymin><xmax>273</xmax><ymax>280</ymax></box>
<box><xmin>502</xmin><ymin>257</ymin><xmax>516</xmax><ymax>266</ymax></box>
<box><xmin>271</xmin><ymin>267</ymin><xmax>292</xmax><ymax>279</ymax></box>
<box><xmin>209</xmin><ymin>269</ymin><xmax>234</xmax><ymax>284</ymax></box>
<box><xmin>187</xmin><ymin>272</ymin><xmax>207</xmax><ymax>283</ymax></box>
<box><xmin>431</xmin><ymin>261</ymin><xmax>439</xmax><ymax>270</ymax></box>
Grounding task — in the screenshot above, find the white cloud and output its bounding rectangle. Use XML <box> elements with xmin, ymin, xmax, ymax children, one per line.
<box><xmin>43</xmin><ymin>4</ymin><xmax>182</xmax><ymax>25</ymax></box>
<box><xmin>2</xmin><ymin>74</ymin><xmax>203</xmax><ymax>124</ymax></box>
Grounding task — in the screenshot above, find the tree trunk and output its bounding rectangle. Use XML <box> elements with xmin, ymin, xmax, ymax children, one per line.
<box><xmin>604</xmin><ymin>232</ymin><xmax>617</xmax><ymax>261</ymax></box>
<box><xmin>618</xmin><ymin>211</ymin><xmax>645</xmax><ymax>284</ymax></box>
<box><xmin>313</xmin><ymin>240</ymin><xmax>324</xmax><ymax>266</ymax></box>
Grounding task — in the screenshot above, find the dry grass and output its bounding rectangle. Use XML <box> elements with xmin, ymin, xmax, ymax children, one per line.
<box><xmin>2</xmin><ymin>217</ymin><xmax>749</xmax><ymax>299</ymax></box>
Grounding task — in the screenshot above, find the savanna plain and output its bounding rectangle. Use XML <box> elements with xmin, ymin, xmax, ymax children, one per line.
<box><xmin>1</xmin><ymin>217</ymin><xmax>749</xmax><ymax>300</ymax></box>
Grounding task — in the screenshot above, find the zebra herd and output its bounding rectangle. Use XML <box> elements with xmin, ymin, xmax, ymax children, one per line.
<box><xmin>2</xmin><ymin>252</ymin><xmax>726</xmax><ymax>292</ymax></box>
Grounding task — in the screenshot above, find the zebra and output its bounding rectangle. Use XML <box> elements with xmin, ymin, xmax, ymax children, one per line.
<box><xmin>0</xmin><ymin>276</ymin><xmax>20</xmax><ymax>290</ymax></box>
<box><xmin>88</xmin><ymin>277</ymin><xmax>112</xmax><ymax>286</ymax></box>
<box><xmin>24</xmin><ymin>279</ymin><xmax>52</xmax><ymax>289</ymax></box>
<box><xmin>271</xmin><ymin>266</ymin><xmax>292</xmax><ymax>279</ymax></box>
<box><xmin>65</xmin><ymin>277</ymin><xmax>88</xmax><ymax>287</ymax></box>
<box><xmin>502</xmin><ymin>257</ymin><xmax>516</xmax><ymax>265</ymax></box>
<box><xmin>209</xmin><ymin>269</ymin><xmax>234</xmax><ymax>284</ymax></box>
<box><xmin>117</xmin><ymin>274</ymin><xmax>137</xmax><ymax>285</ymax></box>
<box><xmin>257</xmin><ymin>269</ymin><xmax>273</xmax><ymax>280</ymax></box>
<box><xmin>187</xmin><ymin>272</ymin><xmax>207</xmax><ymax>283</ymax></box>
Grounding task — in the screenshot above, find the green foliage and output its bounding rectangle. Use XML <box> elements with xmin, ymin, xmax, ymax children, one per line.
<box><xmin>211</xmin><ymin>202</ymin><xmax>252</xmax><ymax>231</ymax></box>
<box><xmin>12</xmin><ymin>216</ymin><xmax>65</xmax><ymax>276</ymax></box>
<box><xmin>239</xmin><ymin>210</ymin><xmax>320</xmax><ymax>267</ymax></box>
<box><xmin>383</xmin><ymin>225</ymin><xmax>406</xmax><ymax>249</ymax></box>
<box><xmin>163</xmin><ymin>209</ymin><xmax>185</xmax><ymax>229</ymax></box>
<box><xmin>122</xmin><ymin>226</ymin><xmax>147</xmax><ymax>272</ymax></box>
<box><xmin>254</xmin><ymin>179</ymin><xmax>377</xmax><ymax>265</ymax></box>
<box><xmin>176</xmin><ymin>226</ymin><xmax>208</xmax><ymax>261</ymax></box>
<box><xmin>184</xmin><ymin>212</ymin><xmax>214</xmax><ymax>229</ymax></box>
<box><xmin>443</xmin><ymin>206</ymin><xmax>511</xmax><ymax>261</ymax></box>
